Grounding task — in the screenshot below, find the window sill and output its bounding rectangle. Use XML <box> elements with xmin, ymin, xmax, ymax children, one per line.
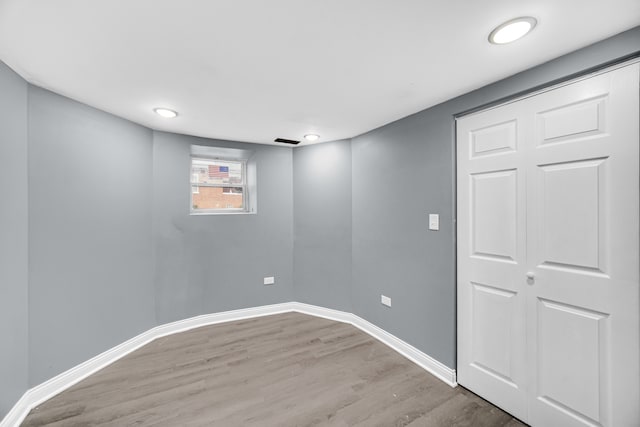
<box><xmin>189</xmin><ymin>210</ymin><xmax>256</xmax><ymax>216</ymax></box>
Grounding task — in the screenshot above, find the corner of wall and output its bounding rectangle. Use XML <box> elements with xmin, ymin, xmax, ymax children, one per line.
<box><xmin>0</xmin><ymin>60</ymin><xmax>29</xmax><ymax>418</ymax></box>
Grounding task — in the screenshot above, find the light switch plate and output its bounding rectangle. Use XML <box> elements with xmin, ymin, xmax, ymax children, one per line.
<box><xmin>429</xmin><ymin>214</ymin><xmax>439</xmax><ymax>231</ymax></box>
<box><xmin>264</xmin><ymin>276</ymin><xmax>275</xmax><ymax>285</ymax></box>
<box><xmin>381</xmin><ymin>295</ymin><xmax>391</xmax><ymax>307</ymax></box>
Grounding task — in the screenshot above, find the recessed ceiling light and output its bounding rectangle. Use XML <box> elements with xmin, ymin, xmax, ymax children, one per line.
<box><xmin>489</xmin><ymin>17</ymin><xmax>537</xmax><ymax>45</ymax></box>
<box><xmin>154</xmin><ymin>107</ymin><xmax>178</xmax><ymax>118</ymax></box>
<box><xmin>304</xmin><ymin>134</ymin><xmax>320</xmax><ymax>142</ymax></box>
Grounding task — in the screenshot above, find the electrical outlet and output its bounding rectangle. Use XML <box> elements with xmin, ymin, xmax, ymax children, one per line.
<box><xmin>264</xmin><ymin>276</ymin><xmax>275</xmax><ymax>285</ymax></box>
<box><xmin>381</xmin><ymin>295</ymin><xmax>391</xmax><ymax>307</ymax></box>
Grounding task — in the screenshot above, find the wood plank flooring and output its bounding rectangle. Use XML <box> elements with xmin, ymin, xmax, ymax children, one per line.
<box><xmin>22</xmin><ymin>312</ymin><xmax>527</xmax><ymax>426</ymax></box>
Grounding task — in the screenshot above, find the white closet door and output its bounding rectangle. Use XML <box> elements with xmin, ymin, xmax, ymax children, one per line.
<box><xmin>525</xmin><ymin>64</ymin><xmax>639</xmax><ymax>427</ymax></box>
<box><xmin>456</xmin><ymin>101</ymin><xmax>529</xmax><ymax>421</ymax></box>
<box><xmin>457</xmin><ymin>63</ymin><xmax>639</xmax><ymax>427</ymax></box>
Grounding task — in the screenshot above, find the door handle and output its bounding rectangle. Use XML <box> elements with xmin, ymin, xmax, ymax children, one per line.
<box><xmin>526</xmin><ymin>272</ymin><xmax>535</xmax><ymax>283</ymax></box>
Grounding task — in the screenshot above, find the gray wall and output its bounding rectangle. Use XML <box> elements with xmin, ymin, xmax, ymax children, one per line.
<box><xmin>0</xmin><ymin>62</ymin><xmax>29</xmax><ymax>416</ymax></box>
<box><xmin>293</xmin><ymin>140</ymin><xmax>352</xmax><ymax>312</ymax></box>
<box><xmin>348</xmin><ymin>26</ymin><xmax>640</xmax><ymax>369</ymax></box>
<box><xmin>351</xmin><ymin>113</ymin><xmax>456</xmax><ymax>367</ymax></box>
<box><xmin>0</xmin><ymin>82</ymin><xmax>296</xmax><ymax>416</ymax></box>
<box><xmin>153</xmin><ymin>131</ymin><xmax>294</xmax><ymax>324</ymax></box>
<box><xmin>27</xmin><ymin>87</ymin><xmax>157</xmax><ymax>385</ymax></box>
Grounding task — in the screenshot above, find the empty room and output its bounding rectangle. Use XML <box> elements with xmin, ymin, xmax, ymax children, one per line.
<box><xmin>1</xmin><ymin>1</ymin><xmax>639</xmax><ymax>426</ymax></box>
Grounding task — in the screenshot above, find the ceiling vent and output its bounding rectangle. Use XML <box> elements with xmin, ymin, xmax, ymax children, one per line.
<box><xmin>274</xmin><ymin>138</ymin><xmax>300</xmax><ymax>145</ymax></box>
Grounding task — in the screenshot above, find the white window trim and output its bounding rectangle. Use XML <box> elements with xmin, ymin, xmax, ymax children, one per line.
<box><xmin>191</xmin><ymin>173</ymin><xmax>200</xmax><ymax>194</ymax></box>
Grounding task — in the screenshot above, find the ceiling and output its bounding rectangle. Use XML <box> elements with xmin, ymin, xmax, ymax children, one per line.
<box><xmin>0</xmin><ymin>1</ymin><xmax>638</xmax><ymax>146</ymax></box>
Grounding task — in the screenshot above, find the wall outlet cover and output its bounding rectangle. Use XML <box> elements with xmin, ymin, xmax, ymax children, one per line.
<box><xmin>264</xmin><ymin>276</ymin><xmax>275</xmax><ymax>285</ymax></box>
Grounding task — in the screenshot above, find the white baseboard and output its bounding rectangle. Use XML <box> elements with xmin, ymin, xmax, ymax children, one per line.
<box><xmin>1</xmin><ymin>302</ymin><xmax>456</xmax><ymax>426</ymax></box>
<box><xmin>0</xmin><ymin>303</ymin><xmax>294</xmax><ymax>427</ymax></box>
<box><xmin>289</xmin><ymin>303</ymin><xmax>457</xmax><ymax>386</ymax></box>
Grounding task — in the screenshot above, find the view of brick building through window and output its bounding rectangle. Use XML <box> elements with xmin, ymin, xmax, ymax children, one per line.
<box><xmin>191</xmin><ymin>158</ymin><xmax>245</xmax><ymax>210</ymax></box>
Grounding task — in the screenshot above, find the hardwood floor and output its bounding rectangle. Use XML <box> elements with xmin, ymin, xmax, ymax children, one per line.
<box><xmin>22</xmin><ymin>313</ymin><xmax>526</xmax><ymax>426</ymax></box>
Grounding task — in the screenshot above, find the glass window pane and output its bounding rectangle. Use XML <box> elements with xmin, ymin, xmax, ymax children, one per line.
<box><xmin>222</xmin><ymin>187</ymin><xmax>243</xmax><ymax>194</ymax></box>
<box><xmin>192</xmin><ymin>186</ymin><xmax>243</xmax><ymax>211</ymax></box>
<box><xmin>191</xmin><ymin>158</ymin><xmax>243</xmax><ymax>185</ymax></box>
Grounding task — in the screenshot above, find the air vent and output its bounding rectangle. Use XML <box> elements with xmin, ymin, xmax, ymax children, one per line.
<box><xmin>274</xmin><ymin>138</ymin><xmax>300</xmax><ymax>145</ymax></box>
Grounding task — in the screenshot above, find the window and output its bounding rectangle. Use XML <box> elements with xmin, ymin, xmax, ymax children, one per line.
<box><xmin>190</xmin><ymin>157</ymin><xmax>248</xmax><ymax>213</ymax></box>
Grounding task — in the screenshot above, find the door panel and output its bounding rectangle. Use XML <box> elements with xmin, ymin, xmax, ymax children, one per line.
<box><xmin>457</xmin><ymin>63</ymin><xmax>639</xmax><ymax>427</ymax></box>
<box><xmin>538</xmin><ymin>158</ymin><xmax>605</xmax><ymax>272</ymax></box>
<box><xmin>471</xmin><ymin>169</ymin><xmax>518</xmax><ymax>261</ymax></box>
<box><xmin>457</xmin><ymin>105</ymin><xmax>528</xmax><ymax>420</ymax></box>
<box><xmin>537</xmin><ymin>95</ymin><xmax>606</xmax><ymax>144</ymax></box>
<box><xmin>471</xmin><ymin>282</ymin><xmax>518</xmax><ymax>386</ymax></box>
<box><xmin>526</xmin><ymin>63</ymin><xmax>639</xmax><ymax>427</ymax></box>
<box><xmin>536</xmin><ymin>298</ymin><xmax>608</xmax><ymax>425</ymax></box>
<box><xmin>471</xmin><ymin>120</ymin><xmax>518</xmax><ymax>156</ymax></box>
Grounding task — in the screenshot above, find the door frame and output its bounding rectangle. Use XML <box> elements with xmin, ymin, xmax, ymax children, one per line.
<box><xmin>454</xmin><ymin>55</ymin><xmax>640</xmax><ymax>121</ymax></box>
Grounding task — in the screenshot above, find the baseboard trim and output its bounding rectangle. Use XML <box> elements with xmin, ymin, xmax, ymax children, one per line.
<box><xmin>289</xmin><ymin>303</ymin><xmax>457</xmax><ymax>387</ymax></box>
<box><xmin>1</xmin><ymin>302</ymin><xmax>456</xmax><ymax>426</ymax></box>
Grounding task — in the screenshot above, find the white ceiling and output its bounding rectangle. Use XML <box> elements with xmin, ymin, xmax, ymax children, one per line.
<box><xmin>0</xmin><ymin>0</ymin><xmax>638</xmax><ymax>146</ymax></box>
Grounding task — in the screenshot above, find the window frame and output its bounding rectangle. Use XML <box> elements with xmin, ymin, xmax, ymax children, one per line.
<box><xmin>191</xmin><ymin>173</ymin><xmax>200</xmax><ymax>194</ymax></box>
<box><xmin>190</xmin><ymin>156</ymin><xmax>249</xmax><ymax>215</ymax></box>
